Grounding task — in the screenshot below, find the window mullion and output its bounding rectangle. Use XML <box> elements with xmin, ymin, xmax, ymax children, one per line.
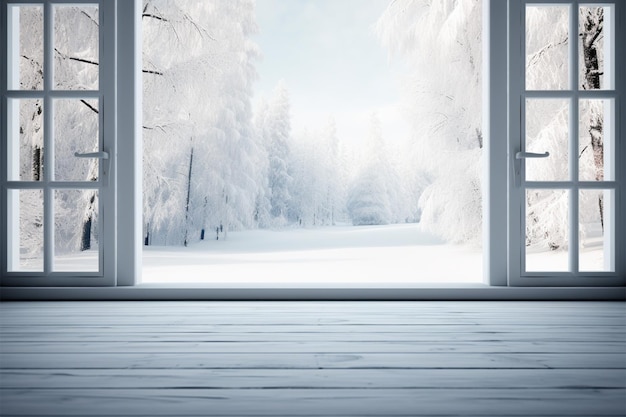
<box><xmin>569</xmin><ymin>1</ymin><xmax>580</xmax><ymax>274</ymax></box>
<box><xmin>43</xmin><ymin>1</ymin><xmax>53</xmax><ymax>275</ymax></box>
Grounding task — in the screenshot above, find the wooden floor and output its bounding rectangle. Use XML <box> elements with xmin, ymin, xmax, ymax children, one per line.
<box><xmin>0</xmin><ymin>301</ymin><xmax>624</xmax><ymax>416</ymax></box>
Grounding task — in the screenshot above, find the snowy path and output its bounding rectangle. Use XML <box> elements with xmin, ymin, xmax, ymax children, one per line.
<box><xmin>142</xmin><ymin>224</ymin><xmax>483</xmax><ymax>285</ymax></box>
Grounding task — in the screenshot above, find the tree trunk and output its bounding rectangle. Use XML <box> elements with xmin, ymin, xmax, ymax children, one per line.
<box><xmin>183</xmin><ymin>146</ymin><xmax>194</xmax><ymax>247</ymax></box>
<box><xmin>144</xmin><ymin>222</ymin><xmax>150</xmax><ymax>246</ymax></box>
<box><xmin>80</xmin><ymin>192</ymin><xmax>96</xmax><ymax>251</ymax></box>
<box><xmin>201</xmin><ymin>196</ymin><xmax>208</xmax><ymax>241</ymax></box>
<box><xmin>80</xmin><ymin>157</ymin><xmax>99</xmax><ymax>251</ymax></box>
<box><xmin>581</xmin><ymin>8</ymin><xmax>604</xmax><ymax>229</ymax></box>
<box><xmin>81</xmin><ymin>215</ymin><xmax>92</xmax><ymax>251</ymax></box>
<box><xmin>31</xmin><ymin>103</ymin><xmax>44</xmax><ymax>181</ymax></box>
<box><xmin>222</xmin><ymin>192</ymin><xmax>229</xmax><ymax>240</ymax></box>
<box><xmin>32</xmin><ymin>145</ymin><xmax>42</xmax><ymax>181</ymax></box>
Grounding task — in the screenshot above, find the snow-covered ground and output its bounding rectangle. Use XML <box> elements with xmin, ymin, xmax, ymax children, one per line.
<box><xmin>526</xmin><ymin>221</ymin><xmax>609</xmax><ymax>272</ymax></box>
<box><xmin>142</xmin><ymin>223</ymin><xmax>483</xmax><ymax>285</ymax></box>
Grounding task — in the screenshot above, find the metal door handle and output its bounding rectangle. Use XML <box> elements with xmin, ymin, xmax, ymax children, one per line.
<box><xmin>74</xmin><ymin>151</ymin><xmax>109</xmax><ymax>160</ymax></box>
<box><xmin>515</xmin><ymin>151</ymin><xmax>549</xmax><ymax>159</ymax></box>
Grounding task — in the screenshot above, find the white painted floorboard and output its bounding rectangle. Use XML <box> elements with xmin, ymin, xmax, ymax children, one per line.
<box><xmin>1</xmin><ymin>301</ymin><xmax>625</xmax><ymax>416</ymax></box>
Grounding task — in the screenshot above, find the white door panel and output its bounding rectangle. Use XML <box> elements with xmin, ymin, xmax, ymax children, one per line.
<box><xmin>1</xmin><ymin>0</ymin><xmax>116</xmax><ymax>286</ymax></box>
<box><xmin>509</xmin><ymin>0</ymin><xmax>624</xmax><ymax>285</ymax></box>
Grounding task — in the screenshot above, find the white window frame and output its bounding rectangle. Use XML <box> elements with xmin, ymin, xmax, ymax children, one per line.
<box><xmin>1</xmin><ymin>0</ymin><xmax>625</xmax><ymax>299</ymax></box>
<box><xmin>115</xmin><ymin>0</ymin><xmax>142</xmax><ymax>286</ymax></box>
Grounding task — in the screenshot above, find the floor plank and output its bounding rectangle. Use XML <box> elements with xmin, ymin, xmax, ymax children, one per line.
<box><xmin>2</xmin><ymin>352</ymin><xmax>625</xmax><ymax>369</ymax></box>
<box><xmin>2</xmin><ymin>368</ymin><xmax>625</xmax><ymax>389</ymax></box>
<box><xmin>2</xmin><ymin>340</ymin><xmax>625</xmax><ymax>354</ymax></box>
<box><xmin>1</xmin><ymin>388</ymin><xmax>625</xmax><ymax>416</ymax></box>
<box><xmin>1</xmin><ymin>301</ymin><xmax>625</xmax><ymax>416</ymax></box>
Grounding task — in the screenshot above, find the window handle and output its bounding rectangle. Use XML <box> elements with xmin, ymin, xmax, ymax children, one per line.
<box><xmin>74</xmin><ymin>150</ymin><xmax>111</xmax><ymax>186</ymax></box>
<box><xmin>74</xmin><ymin>151</ymin><xmax>109</xmax><ymax>160</ymax></box>
<box><xmin>515</xmin><ymin>151</ymin><xmax>549</xmax><ymax>159</ymax></box>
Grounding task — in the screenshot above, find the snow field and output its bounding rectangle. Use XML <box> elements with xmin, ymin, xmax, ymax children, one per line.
<box><xmin>143</xmin><ymin>223</ymin><xmax>483</xmax><ymax>285</ymax></box>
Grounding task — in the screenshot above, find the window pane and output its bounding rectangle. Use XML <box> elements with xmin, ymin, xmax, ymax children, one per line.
<box><xmin>525</xmin><ymin>189</ymin><xmax>569</xmax><ymax>272</ymax></box>
<box><xmin>580</xmin><ymin>189</ymin><xmax>614</xmax><ymax>272</ymax></box>
<box><xmin>525</xmin><ymin>99</ymin><xmax>569</xmax><ymax>181</ymax></box>
<box><xmin>54</xmin><ymin>189</ymin><xmax>99</xmax><ymax>272</ymax></box>
<box><xmin>579</xmin><ymin>5</ymin><xmax>614</xmax><ymax>90</ymax></box>
<box><xmin>54</xmin><ymin>99</ymin><xmax>99</xmax><ymax>182</ymax></box>
<box><xmin>7</xmin><ymin>189</ymin><xmax>44</xmax><ymax>272</ymax></box>
<box><xmin>579</xmin><ymin>99</ymin><xmax>614</xmax><ymax>181</ymax></box>
<box><xmin>6</xmin><ymin>4</ymin><xmax>44</xmax><ymax>90</ymax></box>
<box><xmin>7</xmin><ymin>99</ymin><xmax>44</xmax><ymax>182</ymax></box>
<box><xmin>526</xmin><ymin>5</ymin><xmax>570</xmax><ymax>90</ymax></box>
<box><xmin>54</xmin><ymin>5</ymin><xmax>99</xmax><ymax>90</ymax></box>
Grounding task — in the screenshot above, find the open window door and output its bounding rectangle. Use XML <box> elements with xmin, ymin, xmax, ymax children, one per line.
<box><xmin>1</xmin><ymin>0</ymin><xmax>116</xmax><ymax>286</ymax></box>
<box><xmin>508</xmin><ymin>0</ymin><xmax>625</xmax><ymax>286</ymax></box>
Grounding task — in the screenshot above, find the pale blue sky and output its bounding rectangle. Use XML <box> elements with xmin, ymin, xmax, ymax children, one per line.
<box><xmin>253</xmin><ymin>0</ymin><xmax>409</xmax><ymax>146</ymax></box>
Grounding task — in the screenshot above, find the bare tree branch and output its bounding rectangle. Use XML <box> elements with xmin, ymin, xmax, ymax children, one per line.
<box><xmin>80</xmin><ymin>99</ymin><xmax>98</xmax><ymax>114</ymax></box>
<box><xmin>80</xmin><ymin>9</ymin><xmax>98</xmax><ymax>26</ymax></box>
<box><xmin>526</xmin><ymin>36</ymin><xmax>568</xmax><ymax>70</ymax></box>
<box><xmin>142</xmin><ymin>13</ymin><xmax>168</xmax><ymax>22</ymax></box>
<box><xmin>54</xmin><ymin>48</ymin><xmax>98</xmax><ymax>66</ymax></box>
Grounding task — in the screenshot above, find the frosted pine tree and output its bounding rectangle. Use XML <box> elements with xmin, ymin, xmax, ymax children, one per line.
<box><xmin>252</xmin><ymin>99</ymin><xmax>272</xmax><ymax>228</ymax></box>
<box><xmin>348</xmin><ymin>168</ymin><xmax>392</xmax><ymax>226</ymax></box>
<box><xmin>288</xmin><ymin>129</ymin><xmax>319</xmax><ymax>226</ymax></box>
<box><xmin>320</xmin><ymin>117</ymin><xmax>348</xmax><ymax>226</ymax></box>
<box><xmin>347</xmin><ymin>114</ymin><xmax>403</xmax><ymax>226</ymax></box>
<box><xmin>263</xmin><ymin>81</ymin><xmax>293</xmax><ymax>224</ymax></box>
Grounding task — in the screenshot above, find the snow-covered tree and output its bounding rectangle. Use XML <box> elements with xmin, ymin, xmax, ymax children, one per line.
<box><xmin>376</xmin><ymin>0</ymin><xmax>483</xmax><ymax>243</ymax></box>
<box><xmin>261</xmin><ymin>81</ymin><xmax>293</xmax><ymax>224</ymax></box>
<box><xmin>525</xmin><ymin>5</ymin><xmax>569</xmax><ymax>90</ymax></box>
<box><xmin>288</xmin><ymin>128</ymin><xmax>319</xmax><ymax>226</ymax></box>
<box><xmin>320</xmin><ymin>117</ymin><xmax>348</xmax><ymax>225</ymax></box>
<box><xmin>579</xmin><ymin>7</ymin><xmax>607</xmax><ymax>230</ymax></box>
<box><xmin>395</xmin><ymin>139</ymin><xmax>430</xmax><ymax>223</ymax></box>
<box><xmin>252</xmin><ymin>99</ymin><xmax>272</xmax><ymax>228</ymax></box>
<box><xmin>287</xmin><ymin>117</ymin><xmax>349</xmax><ymax>227</ymax></box>
<box><xmin>348</xmin><ymin>167</ymin><xmax>392</xmax><ymax>226</ymax></box>
<box><xmin>348</xmin><ymin>114</ymin><xmax>406</xmax><ymax>226</ymax></box>
<box><xmin>142</xmin><ymin>0</ymin><xmax>261</xmax><ymax>244</ymax></box>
